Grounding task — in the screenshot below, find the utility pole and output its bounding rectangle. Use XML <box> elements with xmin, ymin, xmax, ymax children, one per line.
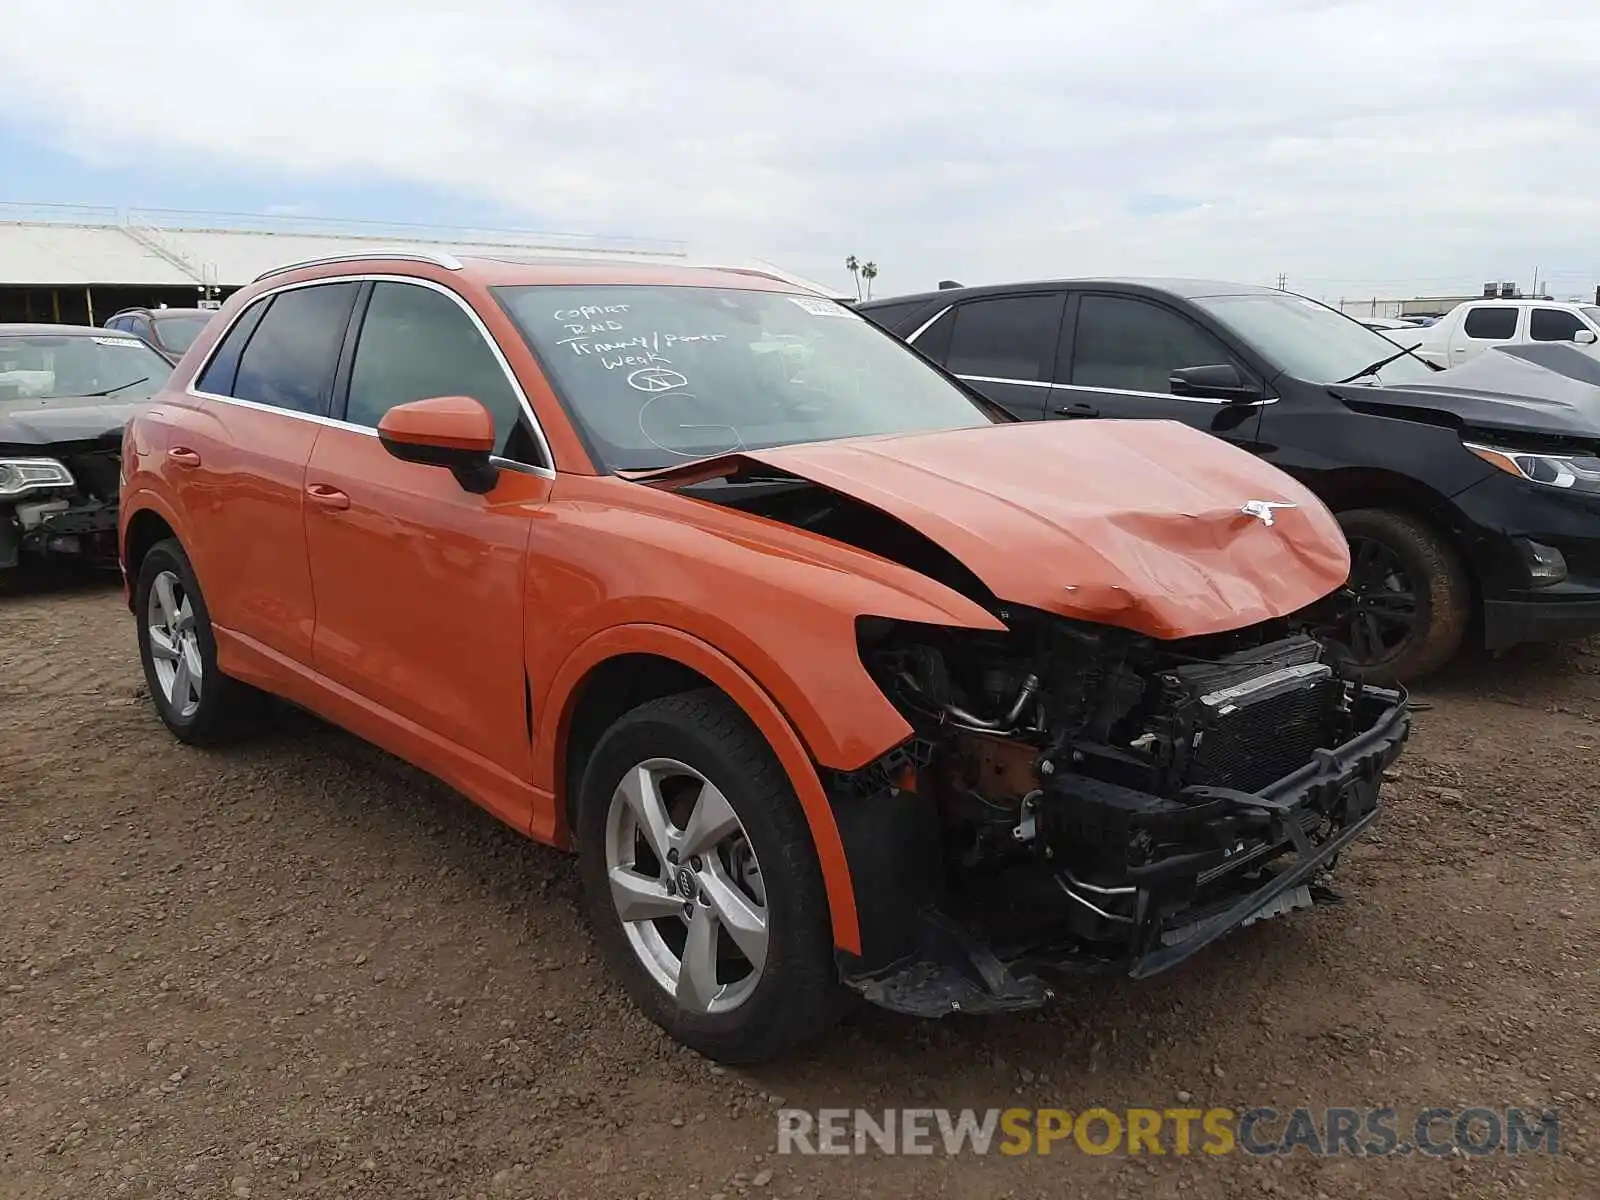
<box><xmin>1276</xmin><ymin>272</ymin><xmax>1287</xmax><ymax>291</ymax></box>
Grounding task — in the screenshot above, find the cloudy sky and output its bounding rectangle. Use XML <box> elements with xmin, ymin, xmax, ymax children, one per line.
<box><xmin>2</xmin><ymin>0</ymin><xmax>1597</xmax><ymax>301</ymax></box>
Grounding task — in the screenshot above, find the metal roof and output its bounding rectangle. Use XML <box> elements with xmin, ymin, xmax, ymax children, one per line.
<box><xmin>0</xmin><ymin>222</ymin><xmax>193</xmax><ymax>286</ymax></box>
<box><xmin>0</xmin><ymin>207</ymin><xmax>848</xmax><ymax>298</ymax></box>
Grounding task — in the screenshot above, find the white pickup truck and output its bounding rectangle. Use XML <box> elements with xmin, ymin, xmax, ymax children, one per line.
<box><xmin>1394</xmin><ymin>298</ymin><xmax>1600</xmax><ymax>367</ymax></box>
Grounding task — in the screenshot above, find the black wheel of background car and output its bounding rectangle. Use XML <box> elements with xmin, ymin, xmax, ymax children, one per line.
<box><xmin>1329</xmin><ymin>508</ymin><xmax>1468</xmax><ymax>683</ymax></box>
<box><xmin>134</xmin><ymin>538</ymin><xmax>256</xmax><ymax>745</ymax></box>
<box><xmin>575</xmin><ymin>688</ymin><xmax>842</xmax><ymax>1063</ymax></box>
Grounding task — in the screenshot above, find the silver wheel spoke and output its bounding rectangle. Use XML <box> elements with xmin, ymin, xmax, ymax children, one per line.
<box><xmin>181</xmin><ymin>639</ymin><xmax>204</xmax><ymax>686</ymax></box>
<box><xmin>618</xmin><ymin>765</ymin><xmax>674</xmax><ymax>862</ymax></box>
<box><xmin>171</xmin><ymin>657</ymin><xmax>192</xmax><ymax>707</ymax></box>
<box><xmin>152</xmin><ymin>572</ymin><xmax>179</xmax><ymax>629</ymax></box>
<box><xmin>609</xmin><ymin>866</ymin><xmax>684</xmax><ymax>923</ymax></box>
<box><xmin>679</xmin><ymin>781</ymin><xmax>740</xmax><ymax>858</ymax></box>
<box><xmin>700</xmin><ymin>871</ymin><xmax>768</xmax><ymax>971</ymax></box>
<box><xmin>173</xmin><ymin>597</ymin><xmax>196</xmax><ymax>635</ymax></box>
<box><xmin>675</xmin><ymin>905</ymin><xmax>721</xmax><ymax>1012</ymax></box>
<box><xmin>148</xmin><ymin>627</ymin><xmax>181</xmax><ymax>662</ymax></box>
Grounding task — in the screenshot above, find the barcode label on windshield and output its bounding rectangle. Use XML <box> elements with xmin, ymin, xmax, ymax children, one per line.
<box><xmin>788</xmin><ymin>296</ymin><xmax>855</xmax><ymax>318</ymax></box>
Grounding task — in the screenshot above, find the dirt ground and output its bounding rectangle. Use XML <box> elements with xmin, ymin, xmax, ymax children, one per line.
<box><xmin>3</xmin><ymin>577</ymin><xmax>1597</xmax><ymax>1200</ymax></box>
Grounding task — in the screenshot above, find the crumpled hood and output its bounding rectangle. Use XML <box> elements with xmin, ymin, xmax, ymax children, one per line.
<box><xmin>0</xmin><ymin>394</ymin><xmax>144</xmax><ymax>448</ymax></box>
<box><xmin>1343</xmin><ymin>346</ymin><xmax>1600</xmax><ymax>443</ymax></box>
<box><xmin>631</xmin><ymin>420</ymin><xmax>1350</xmax><ymax>640</ymax></box>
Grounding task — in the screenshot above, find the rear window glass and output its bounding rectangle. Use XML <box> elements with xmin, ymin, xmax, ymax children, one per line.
<box><xmin>1463</xmin><ymin>307</ymin><xmax>1517</xmax><ymax>340</ymax></box>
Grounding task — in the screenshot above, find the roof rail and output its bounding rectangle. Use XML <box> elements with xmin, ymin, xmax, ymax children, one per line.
<box><xmin>252</xmin><ymin>247</ymin><xmax>465</xmax><ymax>283</ymax></box>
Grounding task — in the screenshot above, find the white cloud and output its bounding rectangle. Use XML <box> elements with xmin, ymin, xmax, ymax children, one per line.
<box><xmin>4</xmin><ymin>0</ymin><xmax>1599</xmax><ymax>299</ymax></box>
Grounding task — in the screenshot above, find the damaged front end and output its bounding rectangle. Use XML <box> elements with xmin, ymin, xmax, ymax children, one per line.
<box><xmin>0</xmin><ymin>441</ymin><xmax>122</xmax><ymax>572</ymax></box>
<box><xmin>833</xmin><ymin>611</ymin><xmax>1410</xmax><ymax>1017</ymax></box>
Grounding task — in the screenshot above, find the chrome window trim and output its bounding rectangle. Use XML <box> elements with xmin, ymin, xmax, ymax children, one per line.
<box><xmin>185</xmin><ymin>273</ymin><xmax>556</xmax><ymax>478</ymax></box>
<box><xmin>952</xmin><ymin>375</ymin><xmax>1278</xmax><ymax>406</ymax></box>
<box><xmin>1051</xmin><ymin>381</ymin><xmax>1278</xmax><ymax>407</ymax></box>
<box><xmin>954</xmin><ymin>373</ymin><xmax>1054</xmax><ymax>390</ymax></box>
<box><xmin>252</xmin><ymin>248</ymin><xmax>464</xmax><ymax>283</ymax></box>
<box><xmin>904</xmin><ymin>304</ymin><xmax>952</xmax><ymax>345</ymax></box>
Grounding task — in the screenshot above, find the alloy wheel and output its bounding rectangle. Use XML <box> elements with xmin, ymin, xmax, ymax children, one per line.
<box><xmin>604</xmin><ymin>758</ymin><xmax>769</xmax><ymax>1015</ymax></box>
<box><xmin>146</xmin><ymin>569</ymin><xmax>203</xmax><ymax>720</ymax></box>
<box><xmin>1333</xmin><ymin>535</ymin><xmax>1420</xmax><ymax>664</ymax></box>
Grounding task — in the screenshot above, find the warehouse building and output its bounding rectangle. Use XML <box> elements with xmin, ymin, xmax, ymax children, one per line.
<box><xmin>0</xmin><ymin>203</ymin><xmax>844</xmax><ymax>324</ymax></box>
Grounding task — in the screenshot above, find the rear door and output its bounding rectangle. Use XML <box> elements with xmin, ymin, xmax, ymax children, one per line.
<box><xmin>177</xmin><ymin>281</ymin><xmax>361</xmax><ymax>664</ymax></box>
<box><xmin>301</xmin><ymin>278</ymin><xmax>552</xmax><ymax>801</ymax></box>
<box><xmin>1448</xmin><ymin>305</ymin><xmax>1521</xmax><ymax>362</ymax></box>
<box><xmin>925</xmin><ymin>292</ymin><xmax>1065</xmax><ymax>419</ymax></box>
<box><xmin>1055</xmin><ymin>291</ymin><xmax>1266</xmax><ymax>442</ymax></box>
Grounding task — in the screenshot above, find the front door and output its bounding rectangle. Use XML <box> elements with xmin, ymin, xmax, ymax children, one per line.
<box><xmin>1053</xmin><ymin>292</ymin><xmax>1265</xmax><ymax>446</ymax></box>
<box><xmin>302</xmin><ymin>279</ymin><xmax>553</xmax><ymax>800</ymax></box>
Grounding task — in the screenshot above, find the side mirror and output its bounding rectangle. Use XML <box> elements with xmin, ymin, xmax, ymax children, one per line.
<box><xmin>1574</xmin><ymin>329</ymin><xmax>1597</xmax><ymax>345</ymax></box>
<box><xmin>377</xmin><ymin>395</ymin><xmax>500</xmax><ymax>494</ymax></box>
<box><xmin>1169</xmin><ymin>363</ymin><xmax>1264</xmax><ymax>402</ymax></box>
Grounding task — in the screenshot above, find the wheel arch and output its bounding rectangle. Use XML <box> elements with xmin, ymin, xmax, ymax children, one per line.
<box><xmin>540</xmin><ymin>625</ymin><xmax>864</xmax><ymax>955</ymax></box>
<box><xmin>120</xmin><ymin>497</ymin><xmax>185</xmax><ymax>612</ymax></box>
<box><xmin>1309</xmin><ymin>466</ymin><xmax>1483</xmax><ymax>614</ymax></box>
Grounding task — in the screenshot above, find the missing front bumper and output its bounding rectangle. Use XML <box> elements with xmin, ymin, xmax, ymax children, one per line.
<box><xmin>840</xmin><ymin>686</ymin><xmax>1409</xmax><ymax>1018</ymax></box>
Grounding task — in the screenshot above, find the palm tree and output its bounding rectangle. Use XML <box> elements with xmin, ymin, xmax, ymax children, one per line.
<box><xmin>844</xmin><ymin>255</ymin><xmax>861</xmax><ymax>301</ymax></box>
<box><xmin>861</xmin><ymin>261</ymin><xmax>879</xmax><ymax>300</ymax></box>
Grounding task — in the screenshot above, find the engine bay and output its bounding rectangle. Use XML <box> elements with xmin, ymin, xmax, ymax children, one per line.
<box><xmin>846</xmin><ymin>607</ymin><xmax>1407</xmax><ymax>999</ymax></box>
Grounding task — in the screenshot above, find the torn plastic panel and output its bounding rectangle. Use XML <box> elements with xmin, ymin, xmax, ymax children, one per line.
<box><xmin>826</xmin><ymin>607</ymin><xmax>1409</xmax><ymax>1016</ymax></box>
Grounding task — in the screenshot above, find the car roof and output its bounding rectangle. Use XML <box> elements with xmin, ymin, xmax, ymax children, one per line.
<box><xmin>0</xmin><ymin>323</ymin><xmax>135</xmax><ymax>337</ymax></box>
<box><xmin>255</xmin><ymin>251</ymin><xmax>822</xmax><ymax>295</ymax></box>
<box><xmin>111</xmin><ymin>306</ymin><xmax>210</xmax><ymax>317</ymax></box>
<box><xmin>858</xmin><ymin>277</ymin><xmax>1282</xmax><ymax>309</ymax></box>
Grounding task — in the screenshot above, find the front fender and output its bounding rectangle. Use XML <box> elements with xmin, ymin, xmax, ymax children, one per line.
<box><xmin>539</xmin><ymin>623</ymin><xmax>865</xmax><ymax>954</ymax></box>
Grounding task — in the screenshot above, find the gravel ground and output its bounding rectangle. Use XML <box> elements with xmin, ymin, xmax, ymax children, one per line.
<box><xmin>3</xmin><ymin>577</ymin><xmax>1598</xmax><ymax>1199</ymax></box>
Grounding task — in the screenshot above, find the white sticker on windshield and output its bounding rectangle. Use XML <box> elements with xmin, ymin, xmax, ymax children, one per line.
<box><xmin>92</xmin><ymin>336</ymin><xmax>144</xmax><ymax>347</ymax></box>
<box><xmin>788</xmin><ymin>295</ymin><xmax>856</xmax><ymax>318</ymax></box>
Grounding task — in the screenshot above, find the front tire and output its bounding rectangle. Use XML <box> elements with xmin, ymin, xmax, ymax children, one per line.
<box><xmin>576</xmin><ymin>689</ymin><xmax>842</xmax><ymax>1063</ymax></box>
<box><xmin>134</xmin><ymin>538</ymin><xmax>255</xmax><ymax>744</ymax></box>
<box><xmin>1330</xmin><ymin>508</ymin><xmax>1469</xmax><ymax>683</ymax></box>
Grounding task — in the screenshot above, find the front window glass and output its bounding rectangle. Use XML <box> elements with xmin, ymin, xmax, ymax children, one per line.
<box><xmin>346</xmin><ymin>282</ymin><xmax>539</xmax><ymax>463</ymax></box>
<box><xmin>152</xmin><ymin>314</ymin><xmax>210</xmax><ymax>354</ymax></box>
<box><xmin>1072</xmin><ymin>295</ymin><xmax>1236</xmax><ymax>393</ymax></box>
<box><xmin>496</xmin><ymin>285</ymin><xmax>994</xmax><ymax>471</ymax></box>
<box><xmin>1195</xmin><ymin>292</ymin><xmax>1437</xmax><ymax>385</ymax></box>
<box><xmin>0</xmin><ymin>333</ymin><xmax>173</xmax><ymax>400</ymax></box>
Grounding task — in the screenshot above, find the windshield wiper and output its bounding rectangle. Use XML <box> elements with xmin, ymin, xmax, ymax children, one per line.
<box><xmin>1333</xmin><ymin>343</ymin><xmax>1439</xmax><ymax>385</ymax></box>
<box><xmin>80</xmin><ymin>376</ymin><xmax>151</xmax><ymax>397</ymax></box>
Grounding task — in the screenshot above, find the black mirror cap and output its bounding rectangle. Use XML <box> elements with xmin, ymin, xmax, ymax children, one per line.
<box><xmin>378</xmin><ymin>433</ymin><xmax>499</xmax><ymax>494</ymax></box>
<box><xmin>1169</xmin><ymin>363</ymin><xmax>1265</xmax><ymax>402</ymax></box>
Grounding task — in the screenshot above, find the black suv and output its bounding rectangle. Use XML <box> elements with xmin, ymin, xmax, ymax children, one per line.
<box><xmin>860</xmin><ymin>279</ymin><xmax>1600</xmax><ymax>680</ymax></box>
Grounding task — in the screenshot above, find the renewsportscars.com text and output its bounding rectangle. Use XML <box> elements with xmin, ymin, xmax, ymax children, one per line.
<box><xmin>776</xmin><ymin>1106</ymin><xmax>1560</xmax><ymax>1158</ymax></box>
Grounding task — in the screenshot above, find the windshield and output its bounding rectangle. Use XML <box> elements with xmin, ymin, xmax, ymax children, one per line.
<box><xmin>496</xmin><ymin>285</ymin><xmax>995</xmax><ymax>470</ymax></box>
<box><xmin>152</xmin><ymin>314</ymin><xmax>210</xmax><ymax>354</ymax></box>
<box><xmin>0</xmin><ymin>333</ymin><xmax>173</xmax><ymax>400</ymax></box>
<box><xmin>1583</xmin><ymin>307</ymin><xmax>1600</xmax><ymax>329</ymax></box>
<box><xmin>1195</xmin><ymin>292</ymin><xmax>1438</xmax><ymax>386</ymax></box>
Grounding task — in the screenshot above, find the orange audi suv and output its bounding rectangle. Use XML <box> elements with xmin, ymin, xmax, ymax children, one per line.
<box><xmin>119</xmin><ymin>251</ymin><xmax>1409</xmax><ymax>1061</ymax></box>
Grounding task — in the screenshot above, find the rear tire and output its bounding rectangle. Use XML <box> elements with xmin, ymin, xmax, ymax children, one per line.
<box><xmin>1331</xmin><ymin>508</ymin><xmax>1469</xmax><ymax>684</ymax></box>
<box><xmin>134</xmin><ymin>538</ymin><xmax>257</xmax><ymax>744</ymax></box>
<box><xmin>576</xmin><ymin>689</ymin><xmax>842</xmax><ymax>1063</ymax></box>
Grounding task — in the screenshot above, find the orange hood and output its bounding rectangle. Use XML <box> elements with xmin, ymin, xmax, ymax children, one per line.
<box><xmin>632</xmin><ymin>420</ymin><xmax>1350</xmax><ymax>640</ymax></box>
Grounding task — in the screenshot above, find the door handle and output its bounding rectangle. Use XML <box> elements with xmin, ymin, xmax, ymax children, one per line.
<box><xmin>167</xmin><ymin>447</ymin><xmax>201</xmax><ymax>467</ymax></box>
<box><xmin>1054</xmin><ymin>402</ymin><xmax>1100</xmax><ymax>418</ymax></box>
<box><xmin>305</xmin><ymin>484</ymin><xmax>350</xmax><ymax>511</ymax></box>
